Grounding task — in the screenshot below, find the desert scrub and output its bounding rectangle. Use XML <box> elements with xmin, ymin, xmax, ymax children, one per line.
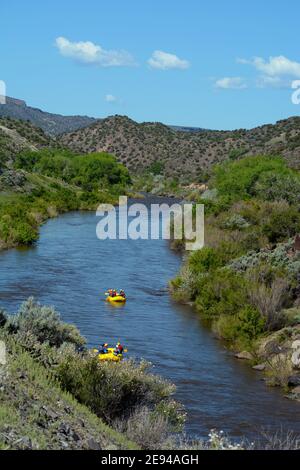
<box><xmin>0</xmin><ymin>298</ymin><xmax>183</xmax><ymax>449</ymax></box>
<box><xmin>0</xmin><ymin>335</ymin><xmax>138</xmax><ymax>450</ymax></box>
<box><xmin>264</xmin><ymin>354</ymin><xmax>294</xmax><ymax>389</ymax></box>
<box><xmin>5</xmin><ymin>297</ymin><xmax>85</xmax><ymax>348</ymax></box>
<box><xmin>57</xmin><ymin>353</ymin><xmax>184</xmax><ymax>430</ymax></box>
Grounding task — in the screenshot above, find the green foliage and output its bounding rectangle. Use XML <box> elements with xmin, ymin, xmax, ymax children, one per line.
<box><xmin>253</xmin><ymin>172</ymin><xmax>300</xmax><ymax>205</ymax></box>
<box><xmin>228</xmin><ymin>147</ymin><xmax>248</xmax><ymax>161</ymax></box>
<box><xmin>6</xmin><ymin>297</ymin><xmax>85</xmax><ymax>348</ymax></box>
<box><xmin>188</xmin><ymin>247</ymin><xmax>223</xmax><ymax>275</ymax></box>
<box><xmin>214</xmin><ymin>306</ymin><xmax>265</xmax><ymax>349</ymax></box>
<box><xmin>1</xmin><ymin>147</ymin><xmax>131</xmax><ymax>248</ymax></box>
<box><xmin>57</xmin><ymin>355</ymin><xmax>179</xmax><ymax>427</ymax></box>
<box><xmin>262</xmin><ymin>204</ymin><xmax>300</xmax><ymax>243</ymax></box>
<box><xmin>212</xmin><ymin>155</ymin><xmax>298</xmax><ymax>202</ymax></box>
<box><xmin>195</xmin><ymin>268</ymin><xmax>247</xmax><ymax>319</ymax></box>
<box><xmin>148</xmin><ymin>161</ymin><xmax>165</xmax><ymax>175</ymax></box>
<box><xmin>15</xmin><ymin>149</ymin><xmax>131</xmax><ymax>190</ymax></box>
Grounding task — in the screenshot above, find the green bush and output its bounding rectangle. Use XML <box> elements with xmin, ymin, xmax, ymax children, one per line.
<box><xmin>6</xmin><ymin>298</ymin><xmax>85</xmax><ymax>348</ymax></box>
<box><xmin>148</xmin><ymin>161</ymin><xmax>165</xmax><ymax>175</ymax></box>
<box><xmin>14</xmin><ymin>149</ymin><xmax>131</xmax><ymax>190</ymax></box>
<box><xmin>57</xmin><ymin>355</ymin><xmax>182</xmax><ymax>427</ymax></box>
<box><xmin>195</xmin><ymin>268</ymin><xmax>247</xmax><ymax>318</ymax></box>
<box><xmin>262</xmin><ymin>204</ymin><xmax>300</xmax><ymax>243</ymax></box>
<box><xmin>188</xmin><ymin>247</ymin><xmax>223</xmax><ymax>275</ymax></box>
<box><xmin>253</xmin><ymin>172</ymin><xmax>300</xmax><ymax>205</ymax></box>
<box><xmin>212</xmin><ymin>155</ymin><xmax>297</xmax><ymax>203</ymax></box>
<box><xmin>214</xmin><ymin>306</ymin><xmax>265</xmax><ymax>349</ymax></box>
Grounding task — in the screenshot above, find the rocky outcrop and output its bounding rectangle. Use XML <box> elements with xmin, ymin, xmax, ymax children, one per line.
<box><xmin>235</xmin><ymin>351</ymin><xmax>253</xmax><ymax>360</ymax></box>
<box><xmin>255</xmin><ymin>326</ymin><xmax>300</xmax><ymax>399</ymax></box>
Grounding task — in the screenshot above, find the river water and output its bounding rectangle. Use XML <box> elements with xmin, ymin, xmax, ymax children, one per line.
<box><xmin>0</xmin><ymin>198</ymin><xmax>299</xmax><ymax>439</ymax></box>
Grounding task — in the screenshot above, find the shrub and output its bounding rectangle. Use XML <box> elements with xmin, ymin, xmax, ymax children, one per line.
<box><xmin>212</xmin><ymin>155</ymin><xmax>296</xmax><ymax>203</ymax></box>
<box><xmin>195</xmin><ymin>268</ymin><xmax>247</xmax><ymax>318</ymax></box>
<box><xmin>253</xmin><ymin>172</ymin><xmax>300</xmax><ymax>205</ymax></box>
<box><xmin>188</xmin><ymin>247</ymin><xmax>223</xmax><ymax>275</ymax></box>
<box><xmin>148</xmin><ymin>161</ymin><xmax>165</xmax><ymax>175</ymax></box>
<box><xmin>14</xmin><ymin>149</ymin><xmax>131</xmax><ymax>190</ymax></box>
<box><xmin>261</xmin><ymin>203</ymin><xmax>300</xmax><ymax>243</ymax></box>
<box><xmin>57</xmin><ymin>355</ymin><xmax>182</xmax><ymax>427</ymax></box>
<box><xmin>246</xmin><ymin>268</ymin><xmax>290</xmax><ymax>330</ymax></box>
<box><xmin>115</xmin><ymin>407</ymin><xmax>169</xmax><ymax>450</ymax></box>
<box><xmin>214</xmin><ymin>306</ymin><xmax>265</xmax><ymax>349</ymax></box>
<box><xmin>6</xmin><ymin>297</ymin><xmax>85</xmax><ymax>348</ymax></box>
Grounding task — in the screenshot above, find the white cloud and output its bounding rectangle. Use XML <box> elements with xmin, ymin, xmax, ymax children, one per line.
<box><xmin>215</xmin><ymin>77</ymin><xmax>247</xmax><ymax>89</ymax></box>
<box><xmin>148</xmin><ymin>50</ymin><xmax>189</xmax><ymax>70</ymax></box>
<box><xmin>255</xmin><ymin>75</ymin><xmax>291</xmax><ymax>89</ymax></box>
<box><xmin>105</xmin><ymin>94</ymin><xmax>118</xmax><ymax>103</ymax></box>
<box><xmin>55</xmin><ymin>37</ymin><xmax>136</xmax><ymax>67</ymax></box>
<box><xmin>238</xmin><ymin>55</ymin><xmax>300</xmax><ymax>77</ymax></box>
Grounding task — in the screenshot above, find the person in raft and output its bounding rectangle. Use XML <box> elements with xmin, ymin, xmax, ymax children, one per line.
<box><xmin>99</xmin><ymin>343</ymin><xmax>109</xmax><ymax>354</ymax></box>
<box><xmin>119</xmin><ymin>289</ymin><xmax>126</xmax><ymax>298</ymax></box>
<box><xmin>107</xmin><ymin>289</ymin><xmax>117</xmax><ymax>297</ymax></box>
<box><xmin>114</xmin><ymin>342</ymin><xmax>124</xmax><ymax>355</ymax></box>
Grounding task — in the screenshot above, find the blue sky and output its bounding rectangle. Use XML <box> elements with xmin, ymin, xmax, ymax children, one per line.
<box><xmin>1</xmin><ymin>0</ymin><xmax>300</xmax><ymax>129</ymax></box>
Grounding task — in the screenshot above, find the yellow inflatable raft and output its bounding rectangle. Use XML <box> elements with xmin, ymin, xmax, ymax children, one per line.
<box><xmin>92</xmin><ymin>347</ymin><xmax>124</xmax><ymax>362</ymax></box>
<box><xmin>106</xmin><ymin>295</ymin><xmax>126</xmax><ymax>304</ymax></box>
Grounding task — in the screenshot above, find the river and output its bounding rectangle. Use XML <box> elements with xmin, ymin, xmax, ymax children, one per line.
<box><xmin>0</xmin><ymin>197</ymin><xmax>299</xmax><ymax>439</ymax></box>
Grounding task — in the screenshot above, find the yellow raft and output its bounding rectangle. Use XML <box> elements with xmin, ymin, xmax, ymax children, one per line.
<box><xmin>106</xmin><ymin>295</ymin><xmax>126</xmax><ymax>304</ymax></box>
<box><xmin>92</xmin><ymin>347</ymin><xmax>124</xmax><ymax>362</ymax></box>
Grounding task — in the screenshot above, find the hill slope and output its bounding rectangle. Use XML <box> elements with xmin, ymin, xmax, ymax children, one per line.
<box><xmin>0</xmin><ymin>97</ymin><xmax>96</xmax><ymax>136</ymax></box>
<box><xmin>60</xmin><ymin>115</ymin><xmax>300</xmax><ymax>179</ymax></box>
<box><xmin>0</xmin><ymin>117</ymin><xmax>55</xmax><ymax>166</ymax></box>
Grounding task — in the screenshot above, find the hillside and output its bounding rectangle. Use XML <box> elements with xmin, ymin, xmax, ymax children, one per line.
<box><xmin>0</xmin><ymin>117</ymin><xmax>56</xmax><ymax>166</ymax></box>
<box><xmin>0</xmin><ymin>97</ymin><xmax>96</xmax><ymax>136</ymax></box>
<box><xmin>0</xmin><ymin>336</ymin><xmax>137</xmax><ymax>450</ymax></box>
<box><xmin>60</xmin><ymin>115</ymin><xmax>300</xmax><ymax>180</ymax></box>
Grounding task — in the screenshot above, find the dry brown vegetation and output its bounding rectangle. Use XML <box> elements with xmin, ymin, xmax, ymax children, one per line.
<box><xmin>60</xmin><ymin>115</ymin><xmax>300</xmax><ymax>179</ymax></box>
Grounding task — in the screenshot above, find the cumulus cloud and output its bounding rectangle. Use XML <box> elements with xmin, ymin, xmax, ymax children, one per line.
<box><xmin>215</xmin><ymin>77</ymin><xmax>247</xmax><ymax>89</ymax></box>
<box><xmin>148</xmin><ymin>50</ymin><xmax>189</xmax><ymax>70</ymax></box>
<box><xmin>238</xmin><ymin>55</ymin><xmax>300</xmax><ymax>78</ymax></box>
<box><xmin>237</xmin><ymin>55</ymin><xmax>300</xmax><ymax>88</ymax></box>
<box><xmin>105</xmin><ymin>94</ymin><xmax>118</xmax><ymax>103</ymax></box>
<box><xmin>55</xmin><ymin>37</ymin><xmax>136</xmax><ymax>67</ymax></box>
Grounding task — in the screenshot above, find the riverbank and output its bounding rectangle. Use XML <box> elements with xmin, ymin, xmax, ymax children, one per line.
<box><xmin>2</xmin><ymin>208</ymin><xmax>300</xmax><ymax>441</ymax></box>
<box><xmin>169</xmin><ymin>154</ymin><xmax>300</xmax><ymax>400</ymax></box>
<box><xmin>0</xmin><ymin>150</ymin><xmax>131</xmax><ymax>251</ymax></box>
<box><xmin>0</xmin><ymin>299</ymin><xmax>186</xmax><ymax>450</ymax></box>
<box><xmin>2</xmin><ymin>298</ymin><xmax>299</xmax><ymax>450</ymax></box>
